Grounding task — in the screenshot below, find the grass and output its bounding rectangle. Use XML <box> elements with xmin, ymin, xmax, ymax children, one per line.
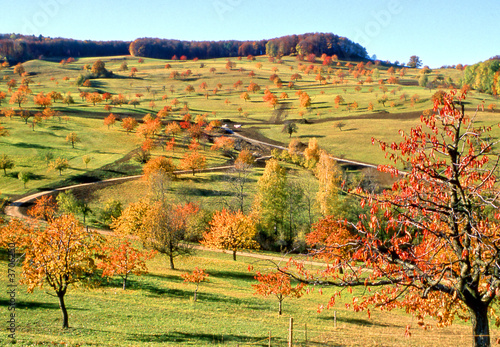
<box><xmin>2</xmin><ymin>54</ymin><xmax>499</xmax><ymax>199</ymax></box>
<box><xmin>2</xmin><ymin>54</ymin><xmax>500</xmax><ymax>346</ymax></box>
<box><xmin>0</xmin><ymin>247</ymin><xmax>493</xmax><ymax>346</ymax></box>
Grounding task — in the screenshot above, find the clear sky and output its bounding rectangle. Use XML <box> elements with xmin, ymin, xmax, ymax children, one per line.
<box><xmin>1</xmin><ymin>0</ymin><xmax>498</xmax><ymax>68</ymax></box>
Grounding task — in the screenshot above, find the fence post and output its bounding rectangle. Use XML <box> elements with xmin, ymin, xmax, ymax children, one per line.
<box><xmin>305</xmin><ymin>323</ymin><xmax>308</xmax><ymax>346</ymax></box>
<box><xmin>288</xmin><ymin>317</ymin><xmax>294</xmax><ymax>347</ymax></box>
<box><xmin>268</xmin><ymin>331</ymin><xmax>271</xmax><ymax>347</ymax></box>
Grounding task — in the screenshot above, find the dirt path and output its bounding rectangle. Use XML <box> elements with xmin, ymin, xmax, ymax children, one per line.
<box><xmin>3</xmin><ymin>129</ymin><xmax>390</xmax><ymax>268</ymax></box>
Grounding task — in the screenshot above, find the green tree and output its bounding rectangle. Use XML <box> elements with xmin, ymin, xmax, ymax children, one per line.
<box><xmin>18</xmin><ymin>171</ymin><xmax>32</xmax><ymax>188</ymax></box>
<box><xmin>408</xmin><ymin>55</ymin><xmax>422</xmax><ymax>68</ymax></box>
<box><xmin>253</xmin><ymin>159</ymin><xmax>288</xmax><ymax>240</ymax></box>
<box><xmin>419</xmin><ymin>73</ymin><xmax>429</xmax><ymax>87</ymax></box>
<box><xmin>50</xmin><ymin>158</ymin><xmax>70</xmax><ymax>175</ymax></box>
<box><xmin>0</xmin><ymin>154</ymin><xmax>14</xmax><ymax>175</ymax></box>
<box><xmin>282</xmin><ymin>122</ymin><xmax>298</xmax><ymax>138</ymax></box>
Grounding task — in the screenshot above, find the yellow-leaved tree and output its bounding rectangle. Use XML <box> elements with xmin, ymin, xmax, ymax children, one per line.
<box><xmin>202</xmin><ymin>208</ymin><xmax>258</xmax><ymax>260</ymax></box>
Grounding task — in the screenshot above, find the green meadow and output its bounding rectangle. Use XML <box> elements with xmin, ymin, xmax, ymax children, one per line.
<box><xmin>0</xmin><ymin>248</ymin><xmax>487</xmax><ymax>346</ymax></box>
<box><xmin>2</xmin><ymin>54</ymin><xmax>500</xmax><ymax>346</ymax></box>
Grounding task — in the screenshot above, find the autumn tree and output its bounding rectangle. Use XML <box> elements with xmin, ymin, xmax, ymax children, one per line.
<box><xmin>13</xmin><ymin>62</ymin><xmax>25</xmax><ymax>76</ymax></box>
<box><xmin>253</xmin><ymin>270</ymin><xmax>305</xmax><ymax>315</ymax></box>
<box><xmin>235</xmin><ymin>149</ymin><xmax>255</xmax><ymax>167</ymax></box>
<box><xmin>143</xmin><ymin>156</ymin><xmax>177</xmax><ymax>199</ymax></box>
<box><xmin>66</xmin><ymin>132</ymin><xmax>80</xmax><ymax>148</ymax></box>
<box><xmin>97</xmin><ymin>240</ymin><xmax>155</xmax><ymax>290</ymax></box>
<box><xmin>0</xmin><ymin>123</ymin><xmax>9</xmax><ymax>138</ymax></box>
<box><xmin>202</xmin><ymin>209</ymin><xmax>258</xmax><ymax>260</ymax></box>
<box><xmin>240</xmin><ymin>92</ymin><xmax>250</xmax><ymax>102</ymax></box>
<box><xmin>121</xmin><ymin>116</ymin><xmax>138</xmax><ymax>134</ymax></box>
<box><xmin>103</xmin><ymin>113</ymin><xmax>116</xmax><ymax>129</ymax></box>
<box><xmin>211</xmin><ymin>136</ymin><xmax>235</xmax><ymax>152</ymax></box>
<box><xmin>303</xmin><ymin>138</ymin><xmax>321</xmax><ymax>165</ymax></box>
<box><xmin>299</xmin><ymin>92</ymin><xmax>311</xmax><ymax>108</ymax></box>
<box><xmin>34</xmin><ymin>92</ymin><xmax>52</xmax><ymax>108</ymax></box>
<box><xmin>27</xmin><ymin>195</ymin><xmax>58</xmax><ymax>222</ymax></box>
<box><xmin>181</xmin><ymin>151</ymin><xmax>206</xmax><ymax>175</ymax></box>
<box><xmin>87</xmin><ymin>92</ymin><xmax>102</xmax><ymax>106</ymax></box>
<box><xmin>181</xmin><ymin>267</ymin><xmax>209</xmax><ymax>301</ymax></box>
<box><xmin>142</xmin><ymin>201</ymin><xmax>199</xmax><ymax>269</ymax></box>
<box><xmin>4</xmin><ymin>214</ymin><xmax>102</xmax><ymax>328</ymax></box>
<box><xmin>315</xmin><ymin>151</ymin><xmax>342</xmax><ymax>216</ymax></box>
<box><xmin>286</xmin><ymin>91</ymin><xmax>500</xmax><ymax>347</ymax></box>
<box><xmin>10</xmin><ymin>89</ymin><xmax>29</xmax><ymax>108</ymax></box>
<box><xmin>91</xmin><ymin>59</ymin><xmax>108</xmax><ymax>76</ymax></box>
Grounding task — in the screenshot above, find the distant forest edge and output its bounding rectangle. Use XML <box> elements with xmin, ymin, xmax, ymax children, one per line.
<box><xmin>0</xmin><ymin>32</ymin><xmax>368</xmax><ymax>63</ymax></box>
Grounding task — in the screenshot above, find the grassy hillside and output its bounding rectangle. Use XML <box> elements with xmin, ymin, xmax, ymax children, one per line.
<box><xmin>0</xmin><ymin>247</ymin><xmax>487</xmax><ymax>346</ymax></box>
<box><xmin>1</xmin><ymin>54</ymin><xmax>498</xmax><ymax>199</ymax></box>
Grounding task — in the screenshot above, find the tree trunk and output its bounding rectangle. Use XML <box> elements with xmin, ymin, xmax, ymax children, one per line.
<box><xmin>194</xmin><ymin>284</ymin><xmax>198</xmax><ymax>302</ymax></box>
<box><xmin>232</xmin><ymin>250</ymin><xmax>237</xmax><ymax>261</ymax></box>
<box><xmin>470</xmin><ymin>303</ymin><xmax>490</xmax><ymax>347</ymax></box>
<box><xmin>278</xmin><ymin>299</ymin><xmax>283</xmax><ymax>316</ymax></box>
<box><xmin>169</xmin><ymin>241</ymin><xmax>175</xmax><ymax>270</ymax></box>
<box><xmin>57</xmin><ymin>290</ymin><xmax>69</xmax><ymax>329</ymax></box>
<box><xmin>123</xmin><ymin>275</ymin><xmax>127</xmax><ymax>290</ymax></box>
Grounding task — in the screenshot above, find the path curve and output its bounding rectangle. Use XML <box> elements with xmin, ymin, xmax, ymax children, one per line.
<box><xmin>4</xmin><ymin>129</ymin><xmax>400</xmax><ymax>268</ymax></box>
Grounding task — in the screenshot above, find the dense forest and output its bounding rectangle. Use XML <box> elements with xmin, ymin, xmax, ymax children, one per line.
<box><xmin>129</xmin><ymin>33</ymin><xmax>368</xmax><ymax>60</ymax></box>
<box><xmin>461</xmin><ymin>56</ymin><xmax>500</xmax><ymax>95</ymax></box>
<box><xmin>0</xmin><ymin>34</ymin><xmax>129</xmax><ymax>63</ymax></box>
<box><xmin>0</xmin><ymin>32</ymin><xmax>368</xmax><ymax>64</ymax></box>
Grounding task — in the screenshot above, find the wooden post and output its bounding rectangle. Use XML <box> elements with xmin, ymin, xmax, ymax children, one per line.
<box><xmin>268</xmin><ymin>331</ymin><xmax>271</xmax><ymax>347</ymax></box>
<box><xmin>305</xmin><ymin>323</ymin><xmax>308</xmax><ymax>346</ymax></box>
<box><xmin>288</xmin><ymin>317</ymin><xmax>294</xmax><ymax>347</ymax></box>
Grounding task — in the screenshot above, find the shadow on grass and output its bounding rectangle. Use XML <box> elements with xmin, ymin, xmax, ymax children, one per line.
<box><xmin>209</xmin><ymin>269</ymin><xmax>256</xmax><ymax>283</ymax></box>
<box><xmin>11</xmin><ymin>142</ymin><xmax>53</xmax><ymax>150</ymax></box>
<box><xmin>321</xmin><ymin>315</ymin><xmax>392</xmax><ymax>327</ymax></box>
<box><xmin>178</xmin><ymin>187</ymin><xmax>234</xmax><ymax>197</ymax></box>
<box><xmin>128</xmin><ymin>331</ymin><xmax>274</xmax><ymax>345</ymax></box>
<box><xmin>139</xmin><ymin>282</ymin><xmax>192</xmax><ymax>298</ymax></box>
<box><xmin>144</xmin><ymin>272</ymin><xmax>184</xmax><ymax>283</ymax></box>
<box><xmin>0</xmin><ymin>298</ymin><xmax>87</xmax><ymax>311</ymax></box>
<box><xmin>297</xmin><ymin>134</ymin><xmax>326</xmax><ymax>138</ymax></box>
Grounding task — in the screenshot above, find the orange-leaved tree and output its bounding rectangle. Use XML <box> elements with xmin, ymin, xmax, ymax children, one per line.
<box><xmin>181</xmin><ymin>267</ymin><xmax>209</xmax><ymax>302</ymax></box>
<box><xmin>181</xmin><ymin>150</ymin><xmax>206</xmax><ymax>176</ymax></box>
<box><xmin>27</xmin><ymin>195</ymin><xmax>58</xmax><ymax>222</ymax></box>
<box><xmin>252</xmin><ymin>270</ymin><xmax>305</xmax><ymax>315</ymax></box>
<box><xmin>97</xmin><ymin>239</ymin><xmax>156</xmax><ymax>290</ymax></box>
<box><xmin>285</xmin><ymin>90</ymin><xmax>500</xmax><ymax>347</ymax></box>
<box><xmin>202</xmin><ymin>208</ymin><xmax>258</xmax><ymax>260</ymax></box>
<box><xmin>1</xmin><ymin>214</ymin><xmax>102</xmax><ymax>328</ymax></box>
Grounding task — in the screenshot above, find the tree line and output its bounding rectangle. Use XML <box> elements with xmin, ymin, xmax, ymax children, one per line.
<box><xmin>0</xmin><ymin>32</ymin><xmax>368</xmax><ymax>64</ymax></box>
<box><xmin>0</xmin><ymin>34</ymin><xmax>129</xmax><ymax>64</ymax></box>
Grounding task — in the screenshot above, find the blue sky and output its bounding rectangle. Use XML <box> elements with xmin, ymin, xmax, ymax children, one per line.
<box><xmin>1</xmin><ymin>0</ymin><xmax>498</xmax><ymax>67</ymax></box>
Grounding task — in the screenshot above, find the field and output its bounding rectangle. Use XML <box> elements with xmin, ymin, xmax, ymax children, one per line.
<box><xmin>0</xmin><ymin>247</ymin><xmax>490</xmax><ymax>346</ymax></box>
<box><xmin>2</xmin><ymin>54</ymin><xmax>498</xmax><ymax>199</ymax></box>
<box><xmin>2</xmin><ymin>54</ymin><xmax>500</xmax><ymax>346</ymax></box>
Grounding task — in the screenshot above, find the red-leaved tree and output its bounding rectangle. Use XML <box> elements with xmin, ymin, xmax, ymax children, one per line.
<box><xmin>181</xmin><ymin>267</ymin><xmax>209</xmax><ymax>302</ymax></box>
<box><xmin>253</xmin><ymin>270</ymin><xmax>305</xmax><ymax>315</ymax></box>
<box><xmin>97</xmin><ymin>240</ymin><xmax>156</xmax><ymax>290</ymax></box>
<box><xmin>286</xmin><ymin>90</ymin><xmax>500</xmax><ymax>347</ymax></box>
